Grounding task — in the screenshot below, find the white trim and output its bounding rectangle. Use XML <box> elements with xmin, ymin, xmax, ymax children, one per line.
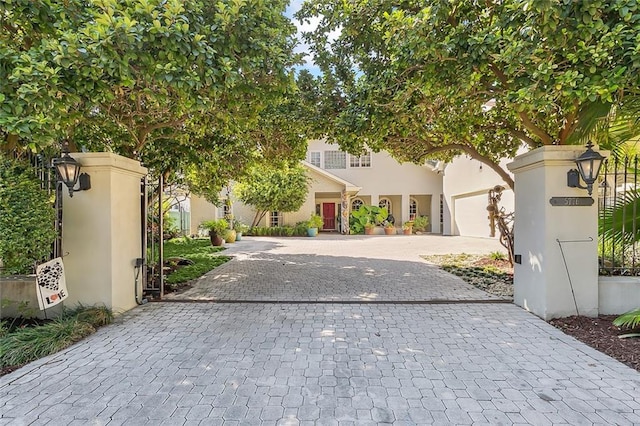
<box><xmin>302</xmin><ymin>161</ymin><xmax>361</xmax><ymax>194</ymax></box>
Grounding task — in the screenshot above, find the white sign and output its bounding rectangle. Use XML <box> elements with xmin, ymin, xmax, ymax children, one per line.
<box><xmin>36</xmin><ymin>257</ymin><xmax>69</xmax><ymax>310</ymax></box>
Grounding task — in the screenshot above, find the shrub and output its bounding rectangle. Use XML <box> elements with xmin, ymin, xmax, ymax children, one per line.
<box><xmin>0</xmin><ymin>305</ymin><xmax>113</xmax><ymax>368</ymax></box>
<box><xmin>294</xmin><ymin>222</ymin><xmax>308</xmax><ymax>236</ymax></box>
<box><xmin>307</xmin><ymin>213</ymin><xmax>323</xmax><ymax>229</ymax></box>
<box><xmin>200</xmin><ymin>218</ymin><xmax>228</xmax><ymax>235</ymax></box>
<box><xmin>0</xmin><ymin>157</ymin><xmax>57</xmax><ymax>274</ymax></box>
<box><xmin>412</xmin><ymin>215</ymin><xmax>429</xmax><ymax>232</ymax></box>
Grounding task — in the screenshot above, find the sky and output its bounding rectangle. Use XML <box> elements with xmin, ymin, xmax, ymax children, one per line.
<box><xmin>285</xmin><ymin>0</ymin><xmax>322</xmax><ymax>76</ymax></box>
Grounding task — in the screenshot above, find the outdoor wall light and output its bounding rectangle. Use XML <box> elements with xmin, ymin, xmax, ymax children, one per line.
<box><xmin>567</xmin><ymin>142</ymin><xmax>605</xmax><ymax>196</ymax></box>
<box><xmin>53</xmin><ymin>142</ymin><xmax>91</xmax><ymax>197</ymax></box>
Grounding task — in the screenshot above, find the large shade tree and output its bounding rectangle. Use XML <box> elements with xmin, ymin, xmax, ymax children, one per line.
<box><xmin>298</xmin><ymin>0</ymin><xmax>640</xmax><ymax>189</ymax></box>
<box><xmin>1</xmin><ymin>0</ymin><xmax>304</xmax><ymax>175</ymax></box>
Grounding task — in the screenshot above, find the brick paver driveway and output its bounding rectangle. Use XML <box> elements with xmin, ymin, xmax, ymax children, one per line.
<box><xmin>164</xmin><ymin>234</ymin><xmax>508</xmax><ymax>302</ymax></box>
<box><xmin>2</xmin><ymin>235</ymin><xmax>640</xmax><ymax>425</ymax></box>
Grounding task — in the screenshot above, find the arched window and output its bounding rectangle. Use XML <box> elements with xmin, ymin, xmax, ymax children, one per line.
<box><xmin>379</xmin><ymin>198</ymin><xmax>392</xmax><ymax>214</ymax></box>
<box><xmin>351</xmin><ymin>198</ymin><xmax>364</xmax><ymax>211</ymax></box>
<box><xmin>409</xmin><ymin>198</ymin><xmax>418</xmax><ymax>220</ymax></box>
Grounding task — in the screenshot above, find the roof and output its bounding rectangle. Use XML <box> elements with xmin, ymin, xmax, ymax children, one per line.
<box><xmin>301</xmin><ymin>161</ymin><xmax>362</xmax><ymax>194</ymax></box>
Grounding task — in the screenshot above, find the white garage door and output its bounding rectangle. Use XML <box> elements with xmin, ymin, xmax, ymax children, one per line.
<box><xmin>454</xmin><ymin>189</ymin><xmax>514</xmax><ymax>238</ymax></box>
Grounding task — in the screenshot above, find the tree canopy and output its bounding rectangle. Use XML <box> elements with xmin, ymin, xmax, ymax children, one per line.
<box><xmin>234</xmin><ymin>162</ymin><xmax>310</xmax><ymax>227</ymax></box>
<box><xmin>298</xmin><ymin>0</ymin><xmax>640</xmax><ymax>188</ymax></box>
<box><xmin>1</xmin><ymin>0</ymin><xmax>306</xmax><ymax>189</ymax></box>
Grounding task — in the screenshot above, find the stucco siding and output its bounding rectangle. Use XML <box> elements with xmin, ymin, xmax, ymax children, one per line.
<box><xmin>442</xmin><ymin>152</ymin><xmax>519</xmax><ymax>236</ymax></box>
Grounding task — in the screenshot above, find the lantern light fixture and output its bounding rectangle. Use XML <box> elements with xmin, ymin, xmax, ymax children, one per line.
<box><xmin>567</xmin><ymin>142</ymin><xmax>606</xmax><ymax>196</ymax></box>
<box><xmin>53</xmin><ymin>142</ymin><xmax>91</xmax><ymax>197</ymax></box>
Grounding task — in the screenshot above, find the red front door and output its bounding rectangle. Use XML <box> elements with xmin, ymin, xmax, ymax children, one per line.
<box><xmin>322</xmin><ymin>203</ymin><xmax>336</xmax><ymax>230</ymax></box>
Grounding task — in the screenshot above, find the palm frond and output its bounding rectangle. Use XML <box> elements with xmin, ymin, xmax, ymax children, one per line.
<box><xmin>613</xmin><ymin>308</ymin><xmax>640</xmax><ymax>329</ymax></box>
<box><xmin>599</xmin><ymin>189</ymin><xmax>640</xmax><ymax>245</ymax></box>
<box><xmin>567</xmin><ymin>100</ymin><xmax>612</xmax><ymax>145</ymax></box>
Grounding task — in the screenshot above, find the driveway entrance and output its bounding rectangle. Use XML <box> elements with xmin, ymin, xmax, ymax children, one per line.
<box><xmin>164</xmin><ymin>234</ymin><xmax>508</xmax><ymax>302</ymax></box>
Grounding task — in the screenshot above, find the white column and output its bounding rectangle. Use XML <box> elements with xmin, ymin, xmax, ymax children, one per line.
<box><xmin>507</xmin><ymin>146</ymin><xmax>606</xmax><ymax>320</ymax></box>
<box><xmin>62</xmin><ymin>153</ymin><xmax>147</xmax><ymax>314</ymax></box>
<box><xmin>430</xmin><ymin>193</ymin><xmax>441</xmax><ymax>233</ymax></box>
<box><xmin>400</xmin><ymin>193</ymin><xmax>410</xmax><ymax>224</ymax></box>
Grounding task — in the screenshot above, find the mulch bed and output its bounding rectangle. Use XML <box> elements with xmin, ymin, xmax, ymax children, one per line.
<box><xmin>549</xmin><ymin>315</ymin><xmax>640</xmax><ymax>372</ymax></box>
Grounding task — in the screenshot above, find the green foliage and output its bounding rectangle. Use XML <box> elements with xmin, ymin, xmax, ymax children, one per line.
<box><xmin>599</xmin><ymin>189</ymin><xmax>640</xmax><ymax>246</ymax></box>
<box><xmin>613</xmin><ymin>308</ymin><xmax>640</xmax><ymax>330</ymax></box>
<box><xmin>307</xmin><ymin>213</ymin><xmax>323</xmax><ymax>229</ymax></box>
<box><xmin>246</xmin><ymin>225</ymin><xmax>306</xmax><ymax>237</ymax></box>
<box><xmin>0</xmin><ymin>317</ymin><xmax>94</xmax><ymax>368</ymax></box>
<box><xmin>412</xmin><ymin>215</ymin><xmax>429</xmax><ymax>233</ymax></box>
<box><xmin>1</xmin><ymin>0</ymin><xmax>301</xmax><ymax>154</ymax></box>
<box><xmin>233</xmin><ymin>221</ymin><xmax>249</xmax><ymax>233</ymax></box>
<box><xmin>490</xmin><ymin>251</ymin><xmax>507</xmax><ymax>261</ymax></box>
<box><xmin>62</xmin><ymin>305</ymin><xmax>113</xmax><ymax>328</ymax></box>
<box><xmin>235</xmin><ymin>162</ymin><xmax>310</xmax><ymax>227</ymax></box>
<box><xmin>0</xmin><ymin>157</ymin><xmax>57</xmax><ymax>274</ymax></box>
<box><xmin>0</xmin><ymin>304</ymin><xmax>112</xmax><ymax>368</ymax></box>
<box><xmin>163</xmin><ymin>238</ymin><xmax>229</xmax><ymax>285</ymax></box>
<box><xmin>298</xmin><ymin>0</ymin><xmax>640</xmax><ymax>189</ymax></box>
<box><xmin>200</xmin><ymin>219</ymin><xmax>228</xmax><ymax>235</ymax></box>
<box><xmin>349</xmin><ymin>205</ymin><xmax>388</xmax><ymax>234</ymax></box>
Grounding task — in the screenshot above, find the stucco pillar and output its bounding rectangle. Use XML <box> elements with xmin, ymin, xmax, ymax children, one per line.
<box><xmin>507</xmin><ymin>146</ymin><xmax>606</xmax><ymax>320</ymax></box>
<box><xmin>62</xmin><ymin>153</ymin><xmax>147</xmax><ymax>314</ymax></box>
<box><xmin>430</xmin><ymin>194</ymin><xmax>441</xmax><ymax>233</ymax></box>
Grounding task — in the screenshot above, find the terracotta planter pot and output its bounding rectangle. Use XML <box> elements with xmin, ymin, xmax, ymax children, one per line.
<box><xmin>384</xmin><ymin>227</ymin><xmax>396</xmax><ymax>235</ymax></box>
<box><xmin>403</xmin><ymin>229</ymin><xmax>411</xmax><ymax>235</ymax></box>
<box><xmin>209</xmin><ymin>231</ymin><xmax>224</xmax><ymax>246</ymax></box>
<box><xmin>364</xmin><ymin>227</ymin><xmax>375</xmax><ymax>235</ymax></box>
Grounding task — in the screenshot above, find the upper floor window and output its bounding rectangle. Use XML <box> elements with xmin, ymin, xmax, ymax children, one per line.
<box><xmin>324</xmin><ymin>151</ymin><xmax>346</xmax><ymax>169</ymax></box>
<box><xmin>350</xmin><ymin>152</ymin><xmax>371</xmax><ymax>168</ymax></box>
<box><xmin>308</xmin><ymin>151</ymin><xmax>321</xmax><ymax>168</ymax></box>
<box><xmin>351</xmin><ymin>198</ymin><xmax>364</xmax><ymax>211</ymax></box>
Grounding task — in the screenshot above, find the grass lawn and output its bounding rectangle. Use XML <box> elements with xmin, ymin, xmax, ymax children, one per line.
<box><xmin>163</xmin><ymin>238</ymin><xmax>231</xmax><ymax>286</ymax></box>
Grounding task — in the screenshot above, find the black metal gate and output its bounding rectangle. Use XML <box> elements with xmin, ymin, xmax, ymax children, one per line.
<box><xmin>28</xmin><ymin>151</ymin><xmax>63</xmax><ymax>262</ymax></box>
<box><xmin>141</xmin><ymin>175</ymin><xmax>165</xmax><ymax>298</ymax></box>
<box><xmin>598</xmin><ymin>155</ymin><xmax>640</xmax><ymax>275</ymax></box>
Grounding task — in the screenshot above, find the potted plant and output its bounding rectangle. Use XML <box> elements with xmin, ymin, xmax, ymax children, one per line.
<box><xmin>413</xmin><ymin>215</ymin><xmax>429</xmax><ymax>234</ymax></box>
<box><xmin>200</xmin><ymin>219</ymin><xmax>228</xmax><ymax>246</ymax></box>
<box><xmin>234</xmin><ymin>222</ymin><xmax>249</xmax><ymax>241</ymax></box>
<box><xmin>384</xmin><ymin>221</ymin><xmax>396</xmax><ymax>235</ymax></box>
<box><xmin>307</xmin><ymin>213</ymin><xmax>323</xmax><ymax>237</ymax></box>
<box><xmin>363</xmin><ymin>221</ymin><xmax>376</xmax><ymax>235</ymax></box>
<box><xmin>402</xmin><ymin>221</ymin><xmax>414</xmax><ymax>235</ymax></box>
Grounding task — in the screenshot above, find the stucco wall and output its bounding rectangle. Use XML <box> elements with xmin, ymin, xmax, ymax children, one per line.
<box><xmin>442</xmin><ymin>151</ymin><xmax>522</xmax><ymax>236</ymax></box>
<box><xmin>307</xmin><ymin>140</ymin><xmax>442</xmax><ymax>227</ymax></box>
<box><xmin>189</xmin><ymin>195</ymin><xmax>218</xmax><ymax>235</ymax></box>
